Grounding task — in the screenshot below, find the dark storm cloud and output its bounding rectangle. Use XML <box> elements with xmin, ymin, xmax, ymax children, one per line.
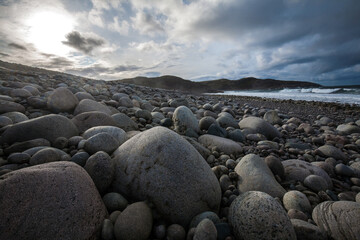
<box><xmin>192</xmin><ymin>0</ymin><xmax>360</xmax><ymax>78</ymax></box>
<box><xmin>0</xmin><ymin>52</ymin><xmax>10</xmax><ymax>57</ymax></box>
<box><xmin>37</xmin><ymin>56</ymin><xmax>74</xmax><ymax>69</ymax></box>
<box><xmin>62</xmin><ymin>31</ymin><xmax>104</xmax><ymax>54</ymax></box>
<box><xmin>8</xmin><ymin>42</ymin><xmax>27</xmax><ymax>51</ymax></box>
<box><xmin>66</xmin><ymin>64</ymin><xmax>142</xmax><ymax>77</ymax></box>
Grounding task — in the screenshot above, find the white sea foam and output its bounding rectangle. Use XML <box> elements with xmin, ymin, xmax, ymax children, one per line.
<box><xmin>211</xmin><ymin>88</ymin><xmax>360</xmax><ymax>105</ymax></box>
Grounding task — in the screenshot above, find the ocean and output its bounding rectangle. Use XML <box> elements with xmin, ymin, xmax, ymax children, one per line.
<box><xmin>212</xmin><ymin>88</ymin><xmax>360</xmax><ymax>105</ymax></box>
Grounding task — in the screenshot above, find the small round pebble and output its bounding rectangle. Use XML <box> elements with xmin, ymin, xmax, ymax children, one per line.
<box><xmin>167</xmin><ymin>224</ymin><xmax>186</xmax><ymax>240</ymax></box>
<box><xmin>194</xmin><ymin>218</ymin><xmax>217</xmax><ymax>240</ymax></box>
<box><xmin>103</xmin><ymin>192</ymin><xmax>128</xmax><ymax>212</ymax></box>
<box><xmin>304</xmin><ymin>175</ymin><xmax>328</xmax><ymax>192</ymax></box>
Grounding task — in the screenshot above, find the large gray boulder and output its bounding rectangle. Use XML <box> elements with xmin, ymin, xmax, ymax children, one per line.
<box><xmin>229</xmin><ymin>191</ymin><xmax>296</xmax><ymax>240</ymax></box>
<box><xmin>172</xmin><ymin>106</ymin><xmax>199</xmax><ymax>134</ymax></box>
<box><xmin>0</xmin><ymin>162</ymin><xmax>107</xmax><ymax>240</ymax></box>
<box><xmin>239</xmin><ymin>116</ymin><xmax>281</xmax><ymax>140</ymax></box>
<box><xmin>0</xmin><ymin>114</ymin><xmax>78</xmax><ymax>145</ymax></box>
<box><xmin>112</xmin><ymin>126</ymin><xmax>221</xmax><ymax>226</ymax></box>
<box><xmin>47</xmin><ymin>87</ymin><xmax>79</xmax><ymax>113</ymax></box>
<box><xmin>198</xmin><ymin>134</ymin><xmax>242</xmax><ymax>155</ymax></box>
<box><xmin>74</xmin><ymin>99</ymin><xmax>112</xmax><ymax>115</ymax></box>
<box><xmin>282</xmin><ymin>159</ymin><xmax>333</xmax><ymax>189</ymax></box>
<box><xmin>312</xmin><ymin>201</ymin><xmax>360</xmax><ymax>240</ymax></box>
<box><xmin>234</xmin><ymin>154</ymin><xmax>286</xmax><ymax>198</ymax></box>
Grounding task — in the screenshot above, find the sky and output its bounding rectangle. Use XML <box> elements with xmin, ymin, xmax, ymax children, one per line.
<box><xmin>0</xmin><ymin>0</ymin><xmax>359</xmax><ymax>86</ymax></box>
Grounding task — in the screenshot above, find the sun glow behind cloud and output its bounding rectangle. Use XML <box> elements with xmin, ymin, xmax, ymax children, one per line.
<box><xmin>26</xmin><ymin>11</ymin><xmax>74</xmax><ymax>55</ymax></box>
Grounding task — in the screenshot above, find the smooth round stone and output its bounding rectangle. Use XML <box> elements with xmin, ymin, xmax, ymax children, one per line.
<box><xmin>0</xmin><ymin>116</ymin><xmax>12</xmax><ymax>127</ymax></box>
<box><xmin>83</xmin><ymin>126</ymin><xmax>127</xmax><ymax>146</ymax></box>
<box><xmin>112</xmin><ymin>113</ymin><xmax>138</xmax><ymax>131</ymax></box>
<box><xmin>225</xmin><ymin>159</ymin><xmax>236</xmax><ymax>169</ymax></box>
<box><xmin>304</xmin><ymin>175</ymin><xmax>328</xmax><ymax>192</ymax></box>
<box><xmin>338</xmin><ymin>191</ymin><xmax>356</xmax><ymax>201</ymax></box>
<box><xmin>0</xmin><ymin>162</ymin><xmax>107</xmax><ymax>240</ymax></box>
<box><xmin>189</xmin><ymin>211</ymin><xmax>220</xmax><ymax>229</ymax></box>
<box><xmin>316</xmin><ymin>145</ymin><xmax>347</xmax><ymax>161</ymax></box>
<box><xmin>202</xmin><ymin>103</ymin><xmax>213</xmax><ymax>111</ymax></box>
<box><xmin>173</xmin><ymin>106</ymin><xmax>199</xmax><ymax>134</ymax></box>
<box><xmin>10</xmin><ymin>88</ymin><xmax>32</xmax><ymax>98</ymax></box>
<box><xmin>228</xmin><ymin>129</ymin><xmax>245</xmax><ymax>142</ymax></box>
<box><xmin>219</xmin><ymin>175</ymin><xmax>232</xmax><ymax>192</ymax></box>
<box><xmin>53</xmin><ymin>137</ymin><xmax>68</xmax><ymax>149</ymax></box>
<box><xmin>283</xmin><ymin>190</ymin><xmax>312</xmax><ymax>213</ymax></box>
<box><xmin>216</xmin><ymin>116</ymin><xmax>238</xmax><ymax>129</ymax></box>
<box><xmin>264</xmin><ymin>110</ymin><xmax>282</xmax><ymax>125</ymax></box>
<box><xmin>75</xmin><ymin>92</ymin><xmax>95</xmax><ymax>101</ymax></box>
<box><xmin>282</xmin><ymin>159</ymin><xmax>332</xmax><ymax>189</ymax></box>
<box><xmin>151</xmin><ymin>111</ymin><xmax>165</xmax><ymax>120</ymax></box>
<box><xmin>0</xmin><ymin>114</ymin><xmax>79</xmax><ymax>145</ymax></box>
<box><xmin>313</xmin><ymin>201</ymin><xmax>360</xmax><ymax>240</ymax></box>
<box><xmin>193</xmin><ymin>218</ymin><xmax>217</xmax><ymax>240</ymax></box>
<box><xmin>109</xmin><ymin>211</ymin><xmax>121</xmax><ymax>224</ymax></box>
<box><xmin>264</xmin><ymin>155</ymin><xmax>285</xmax><ymax>179</ymax></box>
<box><xmin>103</xmin><ymin>192</ymin><xmax>128</xmax><ymax>212</ymax></box>
<box><xmin>47</xmin><ymin>87</ymin><xmax>79</xmax><ymax>113</ymax></box>
<box><xmin>114</xmin><ymin>202</ymin><xmax>153</xmax><ymax>240</ymax></box>
<box><xmin>0</xmin><ymin>99</ymin><xmax>25</xmax><ymax>114</ymax></box>
<box><xmin>356</xmin><ymin>193</ymin><xmax>360</xmax><ymax>203</ymax></box>
<box><xmin>287</xmin><ymin>209</ymin><xmax>308</xmax><ymax>221</ymax></box>
<box><xmin>135</xmin><ymin>109</ymin><xmax>152</xmax><ymax>120</ymax></box>
<box><xmin>167</xmin><ymin>224</ymin><xmax>186</xmax><ymax>240</ymax></box>
<box><xmin>235</xmin><ymin>154</ymin><xmax>286</xmax><ymax>198</ymax></box>
<box><xmin>84</xmin><ymin>151</ymin><xmax>114</xmax><ymax>194</ymax></box>
<box><xmin>207</xmin><ymin>123</ymin><xmax>227</xmax><ymax>138</ymax></box>
<box><xmin>101</xmin><ymin>219</ymin><xmax>114</xmax><ymax>240</ymax></box>
<box><xmin>352</xmin><ymin>177</ymin><xmax>360</xmax><ymax>186</ymax></box>
<box><xmin>7</xmin><ymin>152</ymin><xmax>30</xmax><ymax>164</ymax></box>
<box><xmin>291</xmin><ymin>219</ymin><xmax>327</xmax><ymax>240</ymax></box>
<box><xmin>229</xmin><ymin>191</ymin><xmax>296</xmax><ymax>240</ymax></box>
<box><xmin>239</xmin><ymin>116</ymin><xmax>281</xmax><ymax>140</ymax></box>
<box><xmin>118</xmin><ymin>97</ymin><xmax>133</xmax><ymax>108</ymax></box>
<box><xmin>27</xmin><ymin>96</ymin><xmax>47</xmax><ymax>108</ymax></box>
<box><xmin>84</xmin><ymin>132</ymin><xmax>119</xmax><ymax>155</ymax></box>
<box><xmin>29</xmin><ymin>148</ymin><xmax>61</xmax><ymax>166</ymax></box>
<box><xmin>2</xmin><ymin>111</ymin><xmax>28</xmax><ymax>123</ymax></box>
<box><xmin>199</xmin><ymin>116</ymin><xmax>217</xmax><ymax>131</ymax></box>
<box><xmin>335</xmin><ymin>163</ymin><xmax>354</xmax><ymax>177</ymax></box>
<box><xmin>70</xmin><ymin>152</ymin><xmax>89</xmax><ymax>167</ymax></box>
<box><xmin>112</xmin><ymin>126</ymin><xmax>221</xmax><ymax>226</ymax></box>
<box><xmin>74</xmin><ymin>99</ymin><xmax>112</xmax><ymax>115</ymax></box>
<box><xmin>336</xmin><ymin>124</ymin><xmax>360</xmax><ymax>135</ymax></box>
<box><xmin>199</xmin><ymin>134</ymin><xmax>242</xmax><ymax>156</ymax></box>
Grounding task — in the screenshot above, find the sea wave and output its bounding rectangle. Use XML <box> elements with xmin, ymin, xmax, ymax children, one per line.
<box><xmin>279</xmin><ymin>88</ymin><xmax>347</xmax><ymax>94</ymax></box>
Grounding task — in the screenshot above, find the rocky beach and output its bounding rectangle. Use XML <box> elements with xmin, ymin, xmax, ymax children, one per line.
<box><xmin>1</xmin><ymin>64</ymin><xmax>360</xmax><ymax>240</ymax></box>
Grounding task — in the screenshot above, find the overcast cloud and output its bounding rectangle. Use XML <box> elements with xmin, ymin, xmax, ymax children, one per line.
<box><xmin>0</xmin><ymin>0</ymin><xmax>359</xmax><ymax>85</ymax></box>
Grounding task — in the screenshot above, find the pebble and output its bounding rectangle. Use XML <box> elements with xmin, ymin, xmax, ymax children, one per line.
<box><xmin>167</xmin><ymin>224</ymin><xmax>186</xmax><ymax>240</ymax></box>
<box><xmin>114</xmin><ymin>202</ymin><xmax>153</xmax><ymax>240</ymax></box>
<box><xmin>102</xmin><ymin>192</ymin><xmax>128</xmax><ymax>212</ymax></box>
<box><xmin>335</xmin><ymin>163</ymin><xmax>354</xmax><ymax>177</ymax></box>
<box><xmin>304</xmin><ymin>174</ymin><xmax>328</xmax><ymax>192</ymax></box>
<box><xmin>193</xmin><ymin>218</ymin><xmax>217</xmax><ymax>240</ymax></box>
<box><xmin>283</xmin><ymin>190</ymin><xmax>312</xmax><ymax>213</ymax></box>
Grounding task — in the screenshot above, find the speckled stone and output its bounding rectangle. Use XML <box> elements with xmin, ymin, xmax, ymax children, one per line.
<box><xmin>229</xmin><ymin>191</ymin><xmax>296</xmax><ymax>240</ymax></box>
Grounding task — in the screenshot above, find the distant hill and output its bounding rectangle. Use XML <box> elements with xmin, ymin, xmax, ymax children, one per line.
<box><xmin>120</xmin><ymin>75</ymin><xmax>321</xmax><ymax>93</ymax></box>
<box><xmin>0</xmin><ymin>60</ymin><xmax>321</xmax><ymax>93</ymax></box>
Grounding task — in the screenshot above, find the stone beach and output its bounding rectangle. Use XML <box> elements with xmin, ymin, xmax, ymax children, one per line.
<box><xmin>1</xmin><ymin>66</ymin><xmax>360</xmax><ymax>240</ymax></box>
